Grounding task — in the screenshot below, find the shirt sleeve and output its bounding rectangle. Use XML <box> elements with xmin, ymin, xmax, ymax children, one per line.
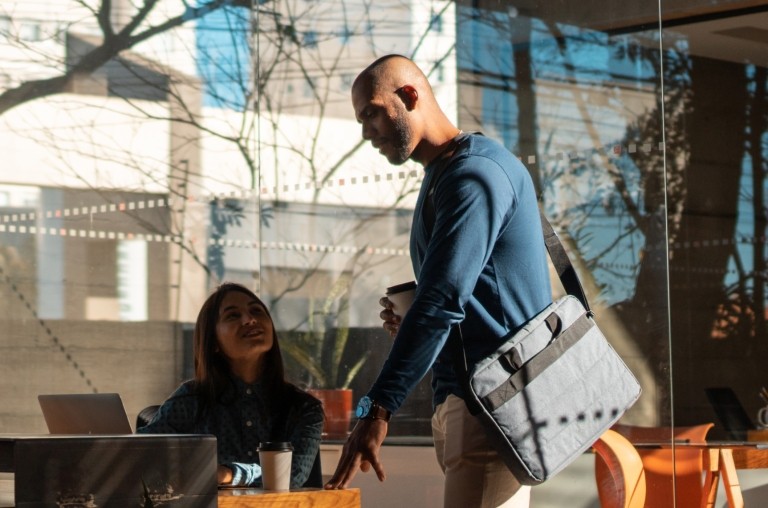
<box><xmin>285</xmin><ymin>395</ymin><xmax>325</xmax><ymax>488</ymax></box>
<box><xmin>368</xmin><ymin>153</ymin><xmax>516</xmax><ymax>413</ymax></box>
<box><xmin>226</xmin><ymin>462</ymin><xmax>263</xmax><ymax>487</ymax></box>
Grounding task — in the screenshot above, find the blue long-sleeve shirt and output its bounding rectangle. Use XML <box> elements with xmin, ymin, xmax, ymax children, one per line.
<box><xmin>368</xmin><ymin>133</ymin><xmax>552</xmax><ymax>413</ymax></box>
<box><xmin>137</xmin><ymin>378</ymin><xmax>323</xmax><ymax>488</ymax></box>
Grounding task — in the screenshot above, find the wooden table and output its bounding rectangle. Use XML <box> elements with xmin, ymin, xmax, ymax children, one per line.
<box><xmin>700</xmin><ymin>443</ymin><xmax>768</xmax><ymax>508</ymax></box>
<box><xmin>747</xmin><ymin>429</ymin><xmax>768</xmax><ymax>442</ymax></box>
<box><xmin>218</xmin><ymin>487</ymin><xmax>361</xmax><ymax>507</ymax></box>
<box><xmin>1</xmin><ymin>485</ymin><xmax>362</xmax><ymax>507</ymax></box>
<box><xmin>637</xmin><ymin>441</ymin><xmax>768</xmax><ymax>508</ymax></box>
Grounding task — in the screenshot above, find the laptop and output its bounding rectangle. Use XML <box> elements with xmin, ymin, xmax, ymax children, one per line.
<box><xmin>38</xmin><ymin>393</ymin><xmax>134</xmax><ymax>435</ymax></box>
<box><xmin>704</xmin><ymin>386</ymin><xmax>755</xmax><ymax>441</ymax></box>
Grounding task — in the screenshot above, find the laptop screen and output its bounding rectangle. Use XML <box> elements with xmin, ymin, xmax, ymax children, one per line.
<box><xmin>704</xmin><ymin>387</ymin><xmax>755</xmax><ymax>441</ymax></box>
<box><xmin>38</xmin><ymin>393</ymin><xmax>134</xmax><ymax>435</ymax></box>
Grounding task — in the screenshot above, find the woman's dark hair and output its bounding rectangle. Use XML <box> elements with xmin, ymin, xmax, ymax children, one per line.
<box><xmin>193</xmin><ymin>282</ymin><xmax>286</xmax><ymax>413</ymax></box>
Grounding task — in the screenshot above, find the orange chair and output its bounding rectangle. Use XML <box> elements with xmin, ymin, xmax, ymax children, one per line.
<box><xmin>606</xmin><ymin>423</ymin><xmax>714</xmax><ymax>508</ymax></box>
<box><xmin>593</xmin><ymin>429</ymin><xmax>647</xmax><ymax>508</ymax></box>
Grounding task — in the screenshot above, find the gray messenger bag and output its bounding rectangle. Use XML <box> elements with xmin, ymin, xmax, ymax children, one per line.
<box><xmin>451</xmin><ymin>212</ymin><xmax>642</xmax><ymax>485</ymax></box>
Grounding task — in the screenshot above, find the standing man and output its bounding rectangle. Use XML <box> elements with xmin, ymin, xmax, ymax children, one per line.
<box><xmin>325</xmin><ymin>55</ymin><xmax>551</xmax><ymax>508</ymax></box>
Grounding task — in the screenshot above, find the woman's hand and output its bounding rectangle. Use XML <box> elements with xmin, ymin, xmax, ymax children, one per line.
<box><xmin>379</xmin><ymin>296</ymin><xmax>401</xmax><ymax>339</ymax></box>
<box><xmin>217</xmin><ymin>465</ymin><xmax>233</xmax><ymax>485</ymax></box>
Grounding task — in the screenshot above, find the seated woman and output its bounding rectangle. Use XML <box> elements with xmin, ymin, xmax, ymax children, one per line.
<box><xmin>138</xmin><ymin>282</ymin><xmax>324</xmax><ymax>488</ymax></box>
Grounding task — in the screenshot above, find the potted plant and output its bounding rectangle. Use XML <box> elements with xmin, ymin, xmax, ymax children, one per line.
<box><xmin>279</xmin><ymin>272</ymin><xmax>371</xmax><ymax>439</ymax></box>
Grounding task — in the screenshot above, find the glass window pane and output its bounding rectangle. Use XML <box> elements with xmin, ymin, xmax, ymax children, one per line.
<box><xmin>1</xmin><ymin>2</ymin><xmax>765</xmax><ymax>504</ymax></box>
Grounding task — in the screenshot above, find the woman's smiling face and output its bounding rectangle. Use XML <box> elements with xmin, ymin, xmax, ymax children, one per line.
<box><xmin>215</xmin><ymin>290</ymin><xmax>274</xmax><ymax>366</ymax></box>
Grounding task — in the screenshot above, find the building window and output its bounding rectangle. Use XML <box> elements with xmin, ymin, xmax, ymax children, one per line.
<box><xmin>435</xmin><ymin>63</ymin><xmax>444</xmax><ymax>82</ymax></box>
<box><xmin>340</xmin><ymin>73</ymin><xmax>353</xmax><ymax>91</ymax></box>
<box><xmin>54</xmin><ymin>23</ymin><xmax>67</xmax><ymax>44</ymax></box>
<box><xmin>303</xmin><ymin>77</ymin><xmax>315</xmax><ymax>98</ymax></box>
<box><xmin>430</xmin><ymin>14</ymin><xmax>443</xmax><ymax>33</ymax></box>
<box><xmin>0</xmin><ymin>16</ymin><xmax>10</xmax><ymax>38</ymax></box>
<box><xmin>19</xmin><ymin>21</ymin><xmax>42</xmax><ymax>42</ymax></box>
<box><xmin>303</xmin><ymin>30</ymin><xmax>318</xmax><ymax>48</ymax></box>
<box><xmin>339</xmin><ymin>24</ymin><xmax>353</xmax><ymax>45</ymax></box>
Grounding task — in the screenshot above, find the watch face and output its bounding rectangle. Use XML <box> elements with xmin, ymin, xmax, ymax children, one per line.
<box><xmin>356</xmin><ymin>396</ymin><xmax>372</xmax><ymax>418</ymax></box>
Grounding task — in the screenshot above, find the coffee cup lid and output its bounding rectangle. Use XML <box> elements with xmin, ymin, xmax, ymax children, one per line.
<box><xmin>386</xmin><ymin>280</ymin><xmax>417</xmax><ymax>295</ymax></box>
<box><xmin>258</xmin><ymin>441</ymin><xmax>294</xmax><ymax>452</ymax></box>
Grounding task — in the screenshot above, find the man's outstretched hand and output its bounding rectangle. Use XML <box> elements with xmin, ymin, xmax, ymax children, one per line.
<box><xmin>324</xmin><ymin>418</ymin><xmax>389</xmax><ymax>489</ymax></box>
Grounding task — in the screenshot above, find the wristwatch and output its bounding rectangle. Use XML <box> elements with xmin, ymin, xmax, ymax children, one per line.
<box><xmin>355</xmin><ymin>395</ymin><xmax>392</xmax><ymax>422</ymax></box>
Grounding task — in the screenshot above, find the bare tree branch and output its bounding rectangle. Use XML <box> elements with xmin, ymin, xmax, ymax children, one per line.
<box><xmin>0</xmin><ymin>0</ymin><xmax>261</xmax><ymax>115</ymax></box>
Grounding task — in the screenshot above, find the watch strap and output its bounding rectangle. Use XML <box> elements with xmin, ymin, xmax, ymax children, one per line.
<box><xmin>364</xmin><ymin>401</ymin><xmax>392</xmax><ymax>422</ymax></box>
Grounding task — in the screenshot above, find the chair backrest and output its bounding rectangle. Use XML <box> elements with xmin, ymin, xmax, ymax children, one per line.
<box><xmin>593</xmin><ymin>429</ymin><xmax>647</xmax><ymax>508</ymax></box>
<box><xmin>136</xmin><ymin>404</ymin><xmax>160</xmax><ymax>430</ymax></box>
<box><xmin>609</xmin><ymin>423</ymin><xmax>714</xmax><ymax>508</ymax></box>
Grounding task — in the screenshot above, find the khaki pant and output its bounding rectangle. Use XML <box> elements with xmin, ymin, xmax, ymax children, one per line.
<box><xmin>432</xmin><ymin>394</ymin><xmax>531</xmax><ymax>508</ymax></box>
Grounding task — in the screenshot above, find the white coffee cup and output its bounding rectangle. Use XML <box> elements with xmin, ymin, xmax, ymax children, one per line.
<box><xmin>385</xmin><ymin>281</ymin><xmax>417</xmax><ymax>319</ymax></box>
<box><xmin>258</xmin><ymin>441</ymin><xmax>293</xmax><ymax>491</ymax></box>
<box><xmin>758</xmin><ymin>407</ymin><xmax>768</xmax><ymax>428</ymax></box>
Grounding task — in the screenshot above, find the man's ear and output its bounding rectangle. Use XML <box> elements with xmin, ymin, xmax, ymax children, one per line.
<box><xmin>396</xmin><ymin>85</ymin><xmax>418</xmax><ymax>111</ymax></box>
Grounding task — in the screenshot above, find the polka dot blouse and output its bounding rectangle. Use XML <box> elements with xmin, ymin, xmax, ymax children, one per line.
<box><xmin>138</xmin><ymin>377</ymin><xmax>324</xmax><ymax>488</ymax></box>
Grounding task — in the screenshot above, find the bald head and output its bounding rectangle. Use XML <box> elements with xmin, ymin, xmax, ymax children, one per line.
<box><xmin>351</xmin><ymin>55</ymin><xmax>459</xmax><ymax>166</ymax></box>
<box><xmin>352</xmin><ymin>54</ymin><xmax>435</xmax><ymax>104</ymax></box>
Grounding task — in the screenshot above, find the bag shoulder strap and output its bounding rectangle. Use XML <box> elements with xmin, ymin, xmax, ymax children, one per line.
<box><xmin>538</xmin><ymin>212</ymin><xmax>590</xmax><ymax>312</ymax></box>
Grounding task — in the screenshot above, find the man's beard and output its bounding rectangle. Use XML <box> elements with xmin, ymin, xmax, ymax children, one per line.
<box><xmin>386</xmin><ymin>115</ymin><xmax>413</xmax><ymax>165</ymax></box>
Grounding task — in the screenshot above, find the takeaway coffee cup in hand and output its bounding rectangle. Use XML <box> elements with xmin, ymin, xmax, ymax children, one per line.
<box><xmin>385</xmin><ymin>281</ymin><xmax>417</xmax><ymax>319</ymax></box>
<box><xmin>258</xmin><ymin>441</ymin><xmax>293</xmax><ymax>491</ymax></box>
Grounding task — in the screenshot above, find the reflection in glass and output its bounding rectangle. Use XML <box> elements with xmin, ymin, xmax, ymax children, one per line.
<box><xmin>0</xmin><ymin>1</ymin><xmax>764</xmax><ymax>454</ymax></box>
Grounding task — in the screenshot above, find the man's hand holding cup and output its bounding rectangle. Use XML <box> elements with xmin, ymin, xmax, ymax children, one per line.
<box><xmin>380</xmin><ymin>281</ymin><xmax>416</xmax><ymax>339</ymax></box>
